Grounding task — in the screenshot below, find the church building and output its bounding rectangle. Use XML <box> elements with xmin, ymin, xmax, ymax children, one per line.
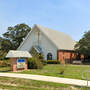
<box><xmin>18</xmin><ymin>24</ymin><xmax>83</xmax><ymax>63</ymax></box>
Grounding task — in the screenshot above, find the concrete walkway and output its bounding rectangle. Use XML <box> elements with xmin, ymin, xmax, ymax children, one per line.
<box><xmin>0</xmin><ymin>73</ymin><xmax>90</xmax><ymax>87</ymax></box>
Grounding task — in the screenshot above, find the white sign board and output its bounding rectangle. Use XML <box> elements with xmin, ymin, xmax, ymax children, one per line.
<box><xmin>17</xmin><ymin>59</ymin><xmax>25</xmax><ymax>69</ymax></box>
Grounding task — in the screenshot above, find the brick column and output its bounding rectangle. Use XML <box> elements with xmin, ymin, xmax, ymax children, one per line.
<box><xmin>10</xmin><ymin>58</ymin><xmax>17</xmax><ymax>72</ymax></box>
<box><xmin>10</xmin><ymin>58</ymin><xmax>28</xmax><ymax>72</ymax></box>
<box><xmin>24</xmin><ymin>59</ymin><xmax>28</xmax><ymax>70</ymax></box>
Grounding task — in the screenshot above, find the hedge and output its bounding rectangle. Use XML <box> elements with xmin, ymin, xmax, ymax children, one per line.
<box><xmin>47</xmin><ymin>60</ymin><xmax>60</xmax><ymax>64</ymax></box>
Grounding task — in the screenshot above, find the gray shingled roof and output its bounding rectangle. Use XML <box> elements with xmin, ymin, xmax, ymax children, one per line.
<box><xmin>6</xmin><ymin>50</ymin><xmax>32</xmax><ymax>58</ymax></box>
<box><xmin>36</xmin><ymin>24</ymin><xmax>76</xmax><ymax>50</ymax></box>
<box><xmin>18</xmin><ymin>24</ymin><xmax>76</xmax><ymax>50</ymax></box>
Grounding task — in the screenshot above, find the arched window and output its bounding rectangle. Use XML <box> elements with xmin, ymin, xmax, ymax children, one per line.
<box><xmin>47</xmin><ymin>53</ymin><xmax>52</xmax><ymax>60</ymax></box>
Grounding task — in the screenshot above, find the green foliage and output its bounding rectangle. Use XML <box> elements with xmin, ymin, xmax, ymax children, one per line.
<box><xmin>40</xmin><ymin>59</ymin><xmax>47</xmax><ymax>65</ymax></box>
<box><xmin>0</xmin><ymin>39</ymin><xmax>13</xmax><ymax>51</ymax></box>
<box><xmin>3</xmin><ymin>23</ymin><xmax>31</xmax><ymax>49</ymax></box>
<box><xmin>47</xmin><ymin>60</ymin><xmax>60</xmax><ymax>64</ymax></box>
<box><xmin>31</xmin><ymin>53</ymin><xmax>47</xmax><ymax>65</ymax></box>
<box><xmin>0</xmin><ymin>23</ymin><xmax>31</xmax><ymax>59</ymax></box>
<box><xmin>28</xmin><ymin>57</ymin><xmax>43</xmax><ymax>69</ymax></box>
<box><xmin>0</xmin><ymin>60</ymin><xmax>10</xmax><ymax>67</ymax></box>
<box><xmin>75</xmin><ymin>31</ymin><xmax>90</xmax><ymax>57</ymax></box>
<box><xmin>38</xmin><ymin>54</ymin><xmax>47</xmax><ymax>65</ymax></box>
<box><xmin>38</xmin><ymin>54</ymin><xmax>44</xmax><ymax>60</ymax></box>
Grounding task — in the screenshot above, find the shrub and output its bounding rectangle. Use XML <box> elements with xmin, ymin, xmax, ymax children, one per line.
<box><xmin>47</xmin><ymin>60</ymin><xmax>60</xmax><ymax>64</ymax></box>
<box><xmin>35</xmin><ymin>54</ymin><xmax>47</xmax><ymax>65</ymax></box>
<box><xmin>38</xmin><ymin>54</ymin><xmax>44</xmax><ymax>60</ymax></box>
<box><xmin>0</xmin><ymin>60</ymin><xmax>10</xmax><ymax>67</ymax></box>
<box><xmin>37</xmin><ymin>54</ymin><xmax>47</xmax><ymax>65</ymax></box>
<box><xmin>40</xmin><ymin>59</ymin><xmax>47</xmax><ymax>65</ymax></box>
<box><xmin>28</xmin><ymin>57</ymin><xmax>43</xmax><ymax>69</ymax></box>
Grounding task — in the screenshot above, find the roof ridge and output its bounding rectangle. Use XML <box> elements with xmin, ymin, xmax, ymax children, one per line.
<box><xmin>18</xmin><ymin>24</ymin><xmax>76</xmax><ymax>50</ymax></box>
<box><xmin>35</xmin><ymin>24</ymin><xmax>70</xmax><ymax>36</ymax></box>
<box><xmin>35</xmin><ymin>24</ymin><xmax>75</xmax><ymax>50</ymax></box>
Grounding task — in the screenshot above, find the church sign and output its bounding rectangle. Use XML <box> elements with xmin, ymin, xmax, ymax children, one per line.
<box><xmin>17</xmin><ymin>59</ymin><xmax>26</xmax><ymax>69</ymax></box>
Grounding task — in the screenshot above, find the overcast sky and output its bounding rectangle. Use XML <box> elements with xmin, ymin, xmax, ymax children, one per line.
<box><xmin>0</xmin><ymin>0</ymin><xmax>90</xmax><ymax>41</ymax></box>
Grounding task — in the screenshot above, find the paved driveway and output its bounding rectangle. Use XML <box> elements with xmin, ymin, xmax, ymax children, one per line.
<box><xmin>0</xmin><ymin>73</ymin><xmax>90</xmax><ymax>87</ymax></box>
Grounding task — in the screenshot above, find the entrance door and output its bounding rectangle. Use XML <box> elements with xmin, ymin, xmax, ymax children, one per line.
<box><xmin>47</xmin><ymin>53</ymin><xmax>52</xmax><ymax>60</ymax></box>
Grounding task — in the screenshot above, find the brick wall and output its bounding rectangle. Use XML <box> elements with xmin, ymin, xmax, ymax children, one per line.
<box><xmin>58</xmin><ymin>50</ymin><xmax>84</xmax><ymax>64</ymax></box>
<box><xmin>10</xmin><ymin>58</ymin><xmax>28</xmax><ymax>72</ymax></box>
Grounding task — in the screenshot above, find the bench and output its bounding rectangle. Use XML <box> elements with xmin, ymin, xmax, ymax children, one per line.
<box><xmin>72</xmin><ymin>60</ymin><xmax>82</xmax><ymax>64</ymax></box>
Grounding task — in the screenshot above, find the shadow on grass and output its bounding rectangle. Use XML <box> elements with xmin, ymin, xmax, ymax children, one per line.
<box><xmin>0</xmin><ymin>66</ymin><xmax>11</xmax><ymax>72</ymax></box>
<box><xmin>0</xmin><ymin>70</ymin><xmax>11</xmax><ymax>72</ymax></box>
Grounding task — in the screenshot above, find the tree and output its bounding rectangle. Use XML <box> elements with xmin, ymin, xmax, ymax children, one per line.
<box><xmin>0</xmin><ymin>23</ymin><xmax>31</xmax><ymax>59</ymax></box>
<box><xmin>3</xmin><ymin>23</ymin><xmax>31</xmax><ymax>49</ymax></box>
<box><xmin>75</xmin><ymin>31</ymin><xmax>90</xmax><ymax>58</ymax></box>
<box><xmin>0</xmin><ymin>37</ymin><xmax>10</xmax><ymax>59</ymax></box>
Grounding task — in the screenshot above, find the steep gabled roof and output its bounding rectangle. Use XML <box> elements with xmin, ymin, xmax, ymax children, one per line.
<box><xmin>18</xmin><ymin>24</ymin><xmax>76</xmax><ymax>50</ymax></box>
<box><xmin>36</xmin><ymin>24</ymin><xmax>76</xmax><ymax>50</ymax></box>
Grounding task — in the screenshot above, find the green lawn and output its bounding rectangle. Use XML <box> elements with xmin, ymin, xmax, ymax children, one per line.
<box><xmin>0</xmin><ymin>77</ymin><xmax>70</xmax><ymax>90</ymax></box>
<box><xmin>0</xmin><ymin>65</ymin><xmax>90</xmax><ymax>89</ymax></box>
<box><xmin>0</xmin><ymin>77</ymin><xmax>89</xmax><ymax>90</ymax></box>
<box><xmin>1</xmin><ymin>64</ymin><xmax>90</xmax><ymax>80</ymax></box>
<box><xmin>0</xmin><ymin>66</ymin><xmax>11</xmax><ymax>72</ymax></box>
<box><xmin>18</xmin><ymin>64</ymin><xmax>90</xmax><ymax>80</ymax></box>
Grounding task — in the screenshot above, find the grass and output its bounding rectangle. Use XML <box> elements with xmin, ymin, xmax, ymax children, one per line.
<box><xmin>0</xmin><ymin>66</ymin><xmax>11</xmax><ymax>72</ymax></box>
<box><xmin>1</xmin><ymin>64</ymin><xmax>90</xmax><ymax>80</ymax></box>
<box><xmin>0</xmin><ymin>77</ymin><xmax>89</xmax><ymax>90</ymax></box>
<box><xmin>0</xmin><ymin>77</ymin><xmax>68</xmax><ymax>90</ymax></box>
<box><xmin>0</xmin><ymin>65</ymin><xmax>90</xmax><ymax>89</ymax></box>
<box><xmin>18</xmin><ymin>64</ymin><xmax>90</xmax><ymax>80</ymax></box>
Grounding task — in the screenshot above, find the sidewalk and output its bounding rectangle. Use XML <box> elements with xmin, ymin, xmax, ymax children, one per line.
<box><xmin>0</xmin><ymin>73</ymin><xmax>90</xmax><ymax>87</ymax></box>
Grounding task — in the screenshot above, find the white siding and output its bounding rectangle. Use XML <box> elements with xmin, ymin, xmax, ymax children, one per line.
<box><xmin>18</xmin><ymin>28</ymin><xmax>38</xmax><ymax>51</ymax></box>
<box><xmin>18</xmin><ymin>27</ymin><xmax>58</xmax><ymax>60</ymax></box>
<box><xmin>40</xmin><ymin>32</ymin><xmax>58</xmax><ymax>60</ymax></box>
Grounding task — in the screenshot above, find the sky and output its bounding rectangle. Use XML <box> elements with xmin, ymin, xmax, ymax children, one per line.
<box><xmin>0</xmin><ymin>0</ymin><xmax>90</xmax><ymax>41</ymax></box>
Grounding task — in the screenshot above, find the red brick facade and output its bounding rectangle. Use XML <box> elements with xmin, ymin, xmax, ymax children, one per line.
<box><xmin>58</xmin><ymin>50</ymin><xmax>84</xmax><ymax>64</ymax></box>
<box><xmin>10</xmin><ymin>58</ymin><xmax>28</xmax><ymax>72</ymax></box>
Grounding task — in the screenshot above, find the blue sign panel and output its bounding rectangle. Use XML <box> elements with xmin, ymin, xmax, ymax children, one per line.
<box><xmin>17</xmin><ymin>59</ymin><xmax>25</xmax><ymax>69</ymax></box>
<box><xmin>18</xmin><ymin>59</ymin><xmax>25</xmax><ymax>63</ymax></box>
